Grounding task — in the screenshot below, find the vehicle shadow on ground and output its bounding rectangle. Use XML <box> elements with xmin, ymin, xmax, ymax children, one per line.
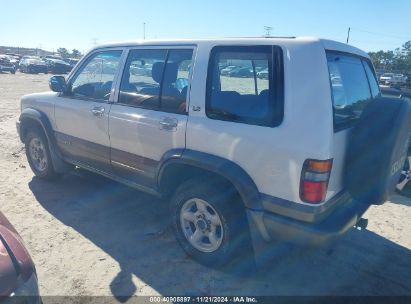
<box><xmin>391</xmin><ymin>192</ymin><xmax>411</xmax><ymax>206</ymax></box>
<box><xmin>29</xmin><ymin>170</ymin><xmax>411</xmax><ymax>298</ymax></box>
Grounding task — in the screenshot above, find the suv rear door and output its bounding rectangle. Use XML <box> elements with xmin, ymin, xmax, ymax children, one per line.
<box><xmin>108</xmin><ymin>47</ymin><xmax>195</xmax><ymax>187</ymax></box>
<box><xmin>326</xmin><ymin>51</ymin><xmax>381</xmax><ymax>195</ymax></box>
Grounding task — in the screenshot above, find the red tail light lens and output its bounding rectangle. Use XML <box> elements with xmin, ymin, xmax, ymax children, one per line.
<box><xmin>300</xmin><ymin>159</ymin><xmax>333</xmax><ymax>204</ymax></box>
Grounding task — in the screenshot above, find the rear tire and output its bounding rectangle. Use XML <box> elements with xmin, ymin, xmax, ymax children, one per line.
<box><xmin>170</xmin><ymin>178</ymin><xmax>251</xmax><ymax>266</ymax></box>
<box><xmin>25</xmin><ymin>129</ymin><xmax>59</xmax><ymax>180</ymax></box>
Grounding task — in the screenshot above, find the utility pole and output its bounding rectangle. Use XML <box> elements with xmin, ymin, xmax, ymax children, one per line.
<box><xmin>264</xmin><ymin>26</ymin><xmax>273</xmax><ymax>37</ymax></box>
<box><xmin>346</xmin><ymin>27</ymin><xmax>351</xmax><ymax>44</ymax></box>
<box><xmin>91</xmin><ymin>38</ymin><xmax>98</xmax><ymax>46</ymax></box>
<box><xmin>143</xmin><ymin>22</ymin><xmax>146</xmax><ymax>40</ymax></box>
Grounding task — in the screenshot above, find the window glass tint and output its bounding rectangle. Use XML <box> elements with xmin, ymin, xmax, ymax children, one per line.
<box><xmin>119</xmin><ymin>49</ymin><xmax>167</xmax><ymax>109</ymax></box>
<box><xmin>207</xmin><ymin>46</ymin><xmax>281</xmax><ymax>127</ymax></box>
<box><xmin>160</xmin><ymin>49</ymin><xmax>193</xmax><ymax>113</ymax></box>
<box><xmin>362</xmin><ymin>60</ymin><xmax>380</xmax><ymax>98</ymax></box>
<box><xmin>219</xmin><ymin>56</ymin><xmax>268</xmax><ymax>95</ymax></box>
<box><xmin>327</xmin><ymin>52</ymin><xmax>372</xmax><ymax>130</ymax></box>
<box><xmin>119</xmin><ymin>49</ymin><xmax>193</xmax><ymax>114</ymax></box>
<box><xmin>70</xmin><ymin>51</ymin><xmax>122</xmax><ymax>101</ymax></box>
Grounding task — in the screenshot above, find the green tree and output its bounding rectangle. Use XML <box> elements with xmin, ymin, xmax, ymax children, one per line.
<box><xmin>369</xmin><ymin>40</ymin><xmax>411</xmax><ymax>74</ymax></box>
<box><xmin>56</xmin><ymin>47</ymin><xmax>69</xmax><ymax>58</ymax></box>
<box><xmin>71</xmin><ymin>49</ymin><xmax>81</xmax><ymax>58</ymax></box>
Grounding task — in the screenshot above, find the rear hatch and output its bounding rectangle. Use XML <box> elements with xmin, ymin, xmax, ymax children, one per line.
<box><xmin>325</xmin><ymin>51</ymin><xmax>381</xmax><ymax>197</ymax></box>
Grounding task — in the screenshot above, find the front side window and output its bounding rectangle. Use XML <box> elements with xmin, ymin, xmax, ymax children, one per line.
<box><xmin>119</xmin><ymin>49</ymin><xmax>193</xmax><ymax>114</ymax></box>
<box><xmin>327</xmin><ymin>52</ymin><xmax>374</xmax><ymax>130</ymax></box>
<box><xmin>206</xmin><ymin>46</ymin><xmax>283</xmax><ymax>127</ymax></box>
<box><xmin>69</xmin><ymin>51</ymin><xmax>122</xmax><ymax>101</ymax></box>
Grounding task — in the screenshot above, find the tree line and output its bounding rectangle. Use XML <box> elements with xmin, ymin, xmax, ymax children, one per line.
<box><xmin>369</xmin><ymin>41</ymin><xmax>411</xmax><ymax>74</ymax></box>
<box><xmin>56</xmin><ymin>48</ymin><xmax>82</xmax><ymax>59</ymax></box>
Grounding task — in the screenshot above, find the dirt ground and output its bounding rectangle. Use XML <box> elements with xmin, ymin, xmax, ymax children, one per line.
<box><xmin>0</xmin><ymin>72</ymin><xmax>410</xmax><ymax>298</ymax></box>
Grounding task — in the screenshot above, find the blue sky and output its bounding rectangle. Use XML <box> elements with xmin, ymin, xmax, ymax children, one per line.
<box><xmin>1</xmin><ymin>0</ymin><xmax>410</xmax><ymax>53</ymax></box>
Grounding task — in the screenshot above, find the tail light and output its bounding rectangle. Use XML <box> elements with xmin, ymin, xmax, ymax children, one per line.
<box><xmin>300</xmin><ymin>159</ymin><xmax>333</xmax><ymax>204</ymax></box>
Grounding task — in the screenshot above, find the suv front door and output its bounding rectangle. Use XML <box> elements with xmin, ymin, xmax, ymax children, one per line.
<box><xmin>109</xmin><ymin>47</ymin><xmax>194</xmax><ymax>187</ymax></box>
<box><xmin>54</xmin><ymin>49</ymin><xmax>123</xmax><ymax>172</ymax></box>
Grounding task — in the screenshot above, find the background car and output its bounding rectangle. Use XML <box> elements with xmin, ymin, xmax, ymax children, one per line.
<box><xmin>129</xmin><ymin>62</ymin><xmax>152</xmax><ymax>76</ymax></box>
<box><xmin>63</xmin><ymin>58</ymin><xmax>80</xmax><ymax>69</ymax></box>
<box><xmin>380</xmin><ymin>72</ymin><xmax>394</xmax><ymax>85</ymax></box>
<box><xmin>5</xmin><ymin>55</ymin><xmax>20</xmax><ymax>70</ymax></box>
<box><xmin>228</xmin><ymin>67</ymin><xmax>253</xmax><ymax>77</ymax></box>
<box><xmin>380</xmin><ymin>73</ymin><xmax>407</xmax><ymax>87</ymax></box>
<box><xmin>257</xmin><ymin>68</ymin><xmax>268</xmax><ymax>79</ymax></box>
<box><xmin>0</xmin><ymin>55</ymin><xmax>16</xmax><ymax>74</ymax></box>
<box><xmin>19</xmin><ymin>57</ymin><xmax>48</xmax><ymax>74</ymax></box>
<box><xmin>5</xmin><ymin>53</ymin><xmax>22</xmax><ymax>61</ymax></box>
<box><xmin>220</xmin><ymin>65</ymin><xmax>237</xmax><ymax>75</ymax></box>
<box><xmin>0</xmin><ymin>210</ymin><xmax>40</xmax><ymax>301</ymax></box>
<box><xmin>44</xmin><ymin>58</ymin><xmax>72</xmax><ymax>74</ymax></box>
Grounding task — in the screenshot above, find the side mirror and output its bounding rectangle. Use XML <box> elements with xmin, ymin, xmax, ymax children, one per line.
<box><xmin>49</xmin><ymin>75</ymin><xmax>67</xmax><ymax>93</ymax></box>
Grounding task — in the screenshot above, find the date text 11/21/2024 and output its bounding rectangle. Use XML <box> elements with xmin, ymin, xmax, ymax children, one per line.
<box><xmin>149</xmin><ymin>296</ymin><xmax>258</xmax><ymax>303</ymax></box>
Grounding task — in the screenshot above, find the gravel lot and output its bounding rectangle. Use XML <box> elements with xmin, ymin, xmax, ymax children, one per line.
<box><xmin>0</xmin><ymin>72</ymin><xmax>410</xmax><ymax>298</ymax></box>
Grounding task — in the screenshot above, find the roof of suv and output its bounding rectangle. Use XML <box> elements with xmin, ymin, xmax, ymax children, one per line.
<box><xmin>93</xmin><ymin>37</ymin><xmax>369</xmax><ymax>59</ymax></box>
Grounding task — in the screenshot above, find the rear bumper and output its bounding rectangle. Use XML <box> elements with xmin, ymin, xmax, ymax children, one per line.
<box><xmin>248</xmin><ymin>194</ymin><xmax>370</xmax><ymax>247</ymax></box>
<box><xmin>262</xmin><ymin>199</ymin><xmax>368</xmax><ymax>245</ymax></box>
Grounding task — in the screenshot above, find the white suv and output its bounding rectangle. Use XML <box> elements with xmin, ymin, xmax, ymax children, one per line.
<box><xmin>16</xmin><ymin>37</ymin><xmax>411</xmax><ymax>265</ymax></box>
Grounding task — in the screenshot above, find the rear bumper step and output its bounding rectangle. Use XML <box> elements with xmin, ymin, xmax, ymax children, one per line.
<box><xmin>247</xmin><ymin>198</ymin><xmax>370</xmax><ymax>252</ymax></box>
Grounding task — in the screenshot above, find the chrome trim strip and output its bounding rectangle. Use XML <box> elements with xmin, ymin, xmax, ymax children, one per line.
<box><xmin>111</xmin><ymin>160</ymin><xmax>145</xmax><ymax>173</ymax></box>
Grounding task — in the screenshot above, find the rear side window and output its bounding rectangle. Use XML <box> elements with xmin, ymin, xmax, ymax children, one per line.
<box><xmin>363</xmin><ymin>61</ymin><xmax>380</xmax><ymax>98</ymax></box>
<box><xmin>206</xmin><ymin>46</ymin><xmax>284</xmax><ymax>127</ymax></box>
<box><xmin>119</xmin><ymin>49</ymin><xmax>193</xmax><ymax>114</ymax></box>
<box><xmin>327</xmin><ymin>52</ymin><xmax>378</xmax><ymax>131</ymax></box>
<box><xmin>119</xmin><ymin>49</ymin><xmax>167</xmax><ymax>110</ymax></box>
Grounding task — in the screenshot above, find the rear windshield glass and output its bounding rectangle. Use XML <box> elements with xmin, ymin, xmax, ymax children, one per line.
<box><xmin>326</xmin><ymin>52</ymin><xmax>379</xmax><ymax>131</ymax></box>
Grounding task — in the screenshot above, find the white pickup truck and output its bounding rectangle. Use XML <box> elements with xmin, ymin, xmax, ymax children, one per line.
<box><xmin>16</xmin><ymin>37</ymin><xmax>411</xmax><ymax>265</ymax></box>
<box><xmin>380</xmin><ymin>73</ymin><xmax>408</xmax><ymax>86</ymax></box>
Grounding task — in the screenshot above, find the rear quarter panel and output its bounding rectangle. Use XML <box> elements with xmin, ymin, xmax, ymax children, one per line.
<box><xmin>187</xmin><ymin>40</ymin><xmax>335</xmax><ymax>204</ymax></box>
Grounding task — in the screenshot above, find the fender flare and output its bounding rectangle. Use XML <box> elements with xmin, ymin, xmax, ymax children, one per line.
<box><xmin>19</xmin><ymin>108</ymin><xmax>70</xmax><ymax>173</ymax></box>
<box><xmin>157</xmin><ymin>149</ymin><xmax>263</xmax><ymax>210</ymax></box>
<box><xmin>19</xmin><ymin>108</ymin><xmax>54</xmax><ymax>143</ymax></box>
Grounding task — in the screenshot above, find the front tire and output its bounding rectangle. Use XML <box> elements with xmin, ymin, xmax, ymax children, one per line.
<box><xmin>170</xmin><ymin>178</ymin><xmax>251</xmax><ymax>266</ymax></box>
<box><xmin>25</xmin><ymin>129</ymin><xmax>58</xmax><ymax>180</ymax></box>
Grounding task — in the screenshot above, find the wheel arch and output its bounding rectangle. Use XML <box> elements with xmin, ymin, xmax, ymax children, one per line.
<box><xmin>19</xmin><ymin>108</ymin><xmax>54</xmax><ymax>143</ymax></box>
<box><xmin>157</xmin><ymin>149</ymin><xmax>263</xmax><ymax>210</ymax></box>
<box><xmin>19</xmin><ymin>108</ymin><xmax>70</xmax><ymax>173</ymax></box>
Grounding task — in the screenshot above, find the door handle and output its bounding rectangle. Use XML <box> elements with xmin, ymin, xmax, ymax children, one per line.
<box><xmin>159</xmin><ymin>117</ymin><xmax>178</xmax><ymax>130</ymax></box>
<box><xmin>91</xmin><ymin>106</ymin><xmax>105</xmax><ymax>117</ymax></box>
